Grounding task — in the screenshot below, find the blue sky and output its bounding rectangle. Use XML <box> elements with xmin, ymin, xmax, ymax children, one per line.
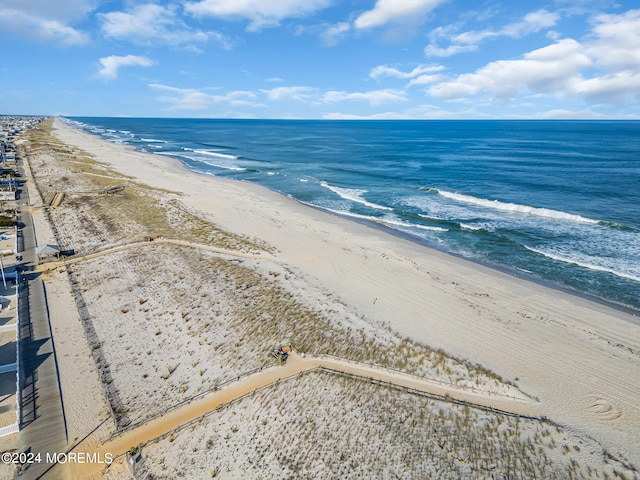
<box><xmin>1</xmin><ymin>0</ymin><xmax>639</xmax><ymax>119</ymax></box>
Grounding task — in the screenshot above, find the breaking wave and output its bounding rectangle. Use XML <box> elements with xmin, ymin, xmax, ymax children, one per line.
<box><xmin>183</xmin><ymin>147</ymin><xmax>238</xmax><ymax>160</ymax></box>
<box><xmin>157</xmin><ymin>152</ymin><xmax>245</xmax><ymax>171</ymax></box>
<box><xmin>524</xmin><ymin>246</ymin><xmax>640</xmax><ymax>283</ymax></box>
<box><xmin>382</xmin><ymin>218</ymin><xmax>448</xmax><ymax>232</ymax></box>
<box><xmin>320</xmin><ymin>182</ymin><xmax>393</xmax><ymax>211</ymax></box>
<box><xmin>304</xmin><ymin>204</ymin><xmax>447</xmax><ymax>233</ymax></box>
<box><xmin>433</xmin><ymin>189</ymin><xmax>598</xmax><ymax>224</ymax></box>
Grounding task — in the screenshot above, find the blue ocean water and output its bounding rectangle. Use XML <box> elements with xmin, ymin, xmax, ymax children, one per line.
<box><xmin>65</xmin><ymin>118</ymin><xmax>640</xmax><ymax>311</ymax></box>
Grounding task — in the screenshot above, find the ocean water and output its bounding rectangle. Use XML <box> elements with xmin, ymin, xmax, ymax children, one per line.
<box><xmin>64</xmin><ymin>118</ymin><xmax>640</xmax><ymax>311</ymax></box>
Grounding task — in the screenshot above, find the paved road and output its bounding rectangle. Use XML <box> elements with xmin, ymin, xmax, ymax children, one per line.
<box><xmin>16</xmin><ymin>156</ymin><xmax>69</xmax><ymax>479</ymax></box>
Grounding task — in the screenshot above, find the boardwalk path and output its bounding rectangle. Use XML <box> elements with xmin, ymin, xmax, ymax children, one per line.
<box><xmin>37</xmin><ymin>238</ymin><xmax>541</xmax><ymax>477</ymax></box>
<box><xmin>67</xmin><ymin>351</ymin><xmax>541</xmax><ymax>478</ymax></box>
<box><xmin>37</xmin><ymin>237</ymin><xmax>271</xmax><ymax>272</ymax></box>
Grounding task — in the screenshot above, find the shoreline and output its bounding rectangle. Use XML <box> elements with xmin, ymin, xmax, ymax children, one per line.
<box><xmin>43</xmin><ymin>118</ymin><xmax>640</xmax><ymax>466</ymax></box>
<box><xmin>301</xmin><ymin>199</ymin><xmax>640</xmax><ymax>320</ymax></box>
<box><xmin>64</xmin><ymin>117</ymin><xmax>640</xmax><ymax>317</ymax></box>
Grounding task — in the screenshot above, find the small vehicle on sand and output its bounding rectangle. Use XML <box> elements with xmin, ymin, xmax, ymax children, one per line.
<box><xmin>271</xmin><ymin>345</ymin><xmax>292</xmax><ymax>362</ymax></box>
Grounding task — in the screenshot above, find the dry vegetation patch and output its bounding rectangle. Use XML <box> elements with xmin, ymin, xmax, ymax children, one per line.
<box><xmin>19</xmin><ymin>120</ymin><xmax>271</xmax><ymax>255</ymax></box>
<box><xmin>69</xmin><ymin>242</ymin><xmax>524</xmax><ymax>426</ymax></box>
<box><xmin>136</xmin><ymin>372</ymin><xmax>638</xmax><ymax>479</ymax></box>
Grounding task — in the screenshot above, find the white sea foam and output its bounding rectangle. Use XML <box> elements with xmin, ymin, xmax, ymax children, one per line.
<box><xmin>210</xmin><ymin>164</ymin><xmax>245</xmax><ymax>172</ymax></box>
<box><xmin>141</xmin><ymin>138</ymin><xmax>167</xmax><ymax>143</ymax></box>
<box><xmin>320</xmin><ymin>182</ymin><xmax>393</xmax><ymax>211</ymax></box>
<box><xmin>436</xmin><ymin>190</ymin><xmax>598</xmax><ymax>224</ymax></box>
<box><xmin>382</xmin><ymin>218</ymin><xmax>448</xmax><ymax>232</ymax></box>
<box><xmin>308</xmin><ymin>204</ymin><xmax>447</xmax><ymax>233</ymax></box>
<box><xmin>157</xmin><ymin>152</ymin><xmax>246</xmax><ymax>171</ymax></box>
<box><xmin>193</xmin><ymin>159</ymin><xmax>245</xmax><ymax>171</ymax></box>
<box><xmin>524</xmin><ymin>246</ymin><xmax>640</xmax><ymax>283</ymax></box>
<box><xmin>183</xmin><ymin>147</ymin><xmax>238</xmax><ymax>160</ymax></box>
<box><xmin>459</xmin><ymin>223</ymin><xmax>485</xmax><ymax>231</ymax></box>
<box><xmin>320</xmin><ymin>207</ymin><xmax>375</xmax><ymax>221</ymax></box>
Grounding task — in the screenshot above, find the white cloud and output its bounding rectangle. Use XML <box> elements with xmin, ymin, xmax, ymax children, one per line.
<box><xmin>4</xmin><ymin>0</ymin><xmax>97</xmax><ymax>20</ymax></box>
<box><xmin>185</xmin><ymin>0</ymin><xmax>332</xmax><ymax>31</ymax></box>
<box><xmin>428</xmin><ymin>39</ymin><xmax>591</xmax><ymax>100</ymax></box>
<box><xmin>258</xmin><ymin>86</ymin><xmax>407</xmax><ymax>107</ymax></box>
<box><xmin>425</xmin><ymin>9</ymin><xmax>640</xmax><ymax>108</ymax></box>
<box><xmin>323</xmin><ymin>89</ymin><xmax>407</xmax><ymax>106</ymax></box>
<box><xmin>0</xmin><ymin>0</ymin><xmax>93</xmax><ymax>45</ymax></box>
<box><xmin>219</xmin><ymin>90</ymin><xmax>262</xmax><ymax>107</ymax></box>
<box><xmin>154</xmin><ymin>86</ymin><xmax>213</xmax><ymax>110</ymax></box>
<box><xmin>150</xmin><ymin>84</ymin><xmax>264</xmax><ymax>110</ymax></box>
<box><xmin>322</xmin><ymin>111</ymin><xmax>408</xmax><ymax>120</ymax></box>
<box><xmin>37</xmin><ymin>20</ymin><xmax>89</xmax><ymax>45</ymax></box>
<box><xmin>323</xmin><ymin>104</ymin><xmax>478</xmax><ymax>120</ymax></box>
<box><xmin>260</xmin><ymin>86</ymin><xmax>317</xmax><ymax>101</ymax></box>
<box><xmin>424</xmin><ymin>44</ymin><xmax>477</xmax><ymax>57</ymax></box>
<box><xmin>354</xmin><ymin>0</ymin><xmax>446</xmax><ymax>30</ymax></box>
<box><xmin>98</xmin><ymin>55</ymin><xmax>155</xmax><ymax>79</ymax></box>
<box><xmin>406</xmin><ymin>74</ymin><xmax>445</xmax><ymax>88</ymax></box>
<box><xmin>586</xmin><ymin>9</ymin><xmax>640</xmax><ymax>71</ymax></box>
<box><xmin>503</xmin><ymin>9</ymin><xmax>560</xmax><ymax>37</ymax></box>
<box><xmin>100</xmin><ymin>3</ymin><xmax>229</xmax><ymax>49</ymax></box>
<box><xmin>320</xmin><ymin>22</ymin><xmax>350</xmax><ymax>46</ymax></box>
<box><xmin>426</xmin><ymin>9</ymin><xmax>560</xmax><ymax>57</ymax></box>
<box><xmin>567</xmin><ymin>9</ymin><xmax>640</xmax><ymax>104</ymax></box>
<box><xmin>370</xmin><ymin>64</ymin><xmax>444</xmax><ymax>80</ymax></box>
<box><xmin>573</xmin><ymin>71</ymin><xmax>640</xmax><ymax>104</ymax></box>
<box><xmin>534</xmin><ymin>109</ymin><xmax>612</xmax><ymax>120</ymax></box>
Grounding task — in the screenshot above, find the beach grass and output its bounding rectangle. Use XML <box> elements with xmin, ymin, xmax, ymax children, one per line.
<box><xmin>136</xmin><ymin>371</ymin><xmax>638</xmax><ymax>479</ymax></box>
<box><xmin>19</xmin><ymin>120</ymin><xmax>272</xmax><ymax>254</ymax></box>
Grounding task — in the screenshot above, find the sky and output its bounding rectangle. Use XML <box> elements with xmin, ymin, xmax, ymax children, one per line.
<box><xmin>1</xmin><ymin>0</ymin><xmax>639</xmax><ymax>119</ymax></box>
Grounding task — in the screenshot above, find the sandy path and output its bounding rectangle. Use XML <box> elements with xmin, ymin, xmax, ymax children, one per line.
<box><xmin>65</xmin><ymin>353</ymin><xmax>542</xmax><ymax>478</ymax></box>
<box><xmin>36</xmin><ymin>237</ymin><xmax>272</xmax><ymax>272</ymax></box>
<box><xmin>65</xmin><ymin>351</ymin><xmax>540</xmax><ymax>478</ymax></box>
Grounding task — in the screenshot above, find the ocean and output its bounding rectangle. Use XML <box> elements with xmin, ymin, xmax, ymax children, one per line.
<box><xmin>64</xmin><ymin>118</ymin><xmax>640</xmax><ymax>311</ymax></box>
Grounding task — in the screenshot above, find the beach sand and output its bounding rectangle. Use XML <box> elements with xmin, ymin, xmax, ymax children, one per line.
<box><xmin>15</xmin><ymin>118</ymin><xmax>639</xmax><ymax>477</ymax></box>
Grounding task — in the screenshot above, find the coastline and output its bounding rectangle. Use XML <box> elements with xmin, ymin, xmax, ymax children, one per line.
<box><xmin>65</xmin><ymin>117</ymin><xmax>640</xmax><ymax>318</ymax></box>
<box><xmin>36</xmin><ymin>118</ymin><xmax>640</xmax><ymax>468</ymax></box>
<box><xmin>303</xmin><ymin>200</ymin><xmax>640</xmax><ymax>320</ymax></box>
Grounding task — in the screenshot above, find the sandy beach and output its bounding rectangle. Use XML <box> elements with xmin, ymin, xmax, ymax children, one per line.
<box><xmin>12</xmin><ymin>118</ymin><xmax>640</xmax><ymax>478</ymax></box>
